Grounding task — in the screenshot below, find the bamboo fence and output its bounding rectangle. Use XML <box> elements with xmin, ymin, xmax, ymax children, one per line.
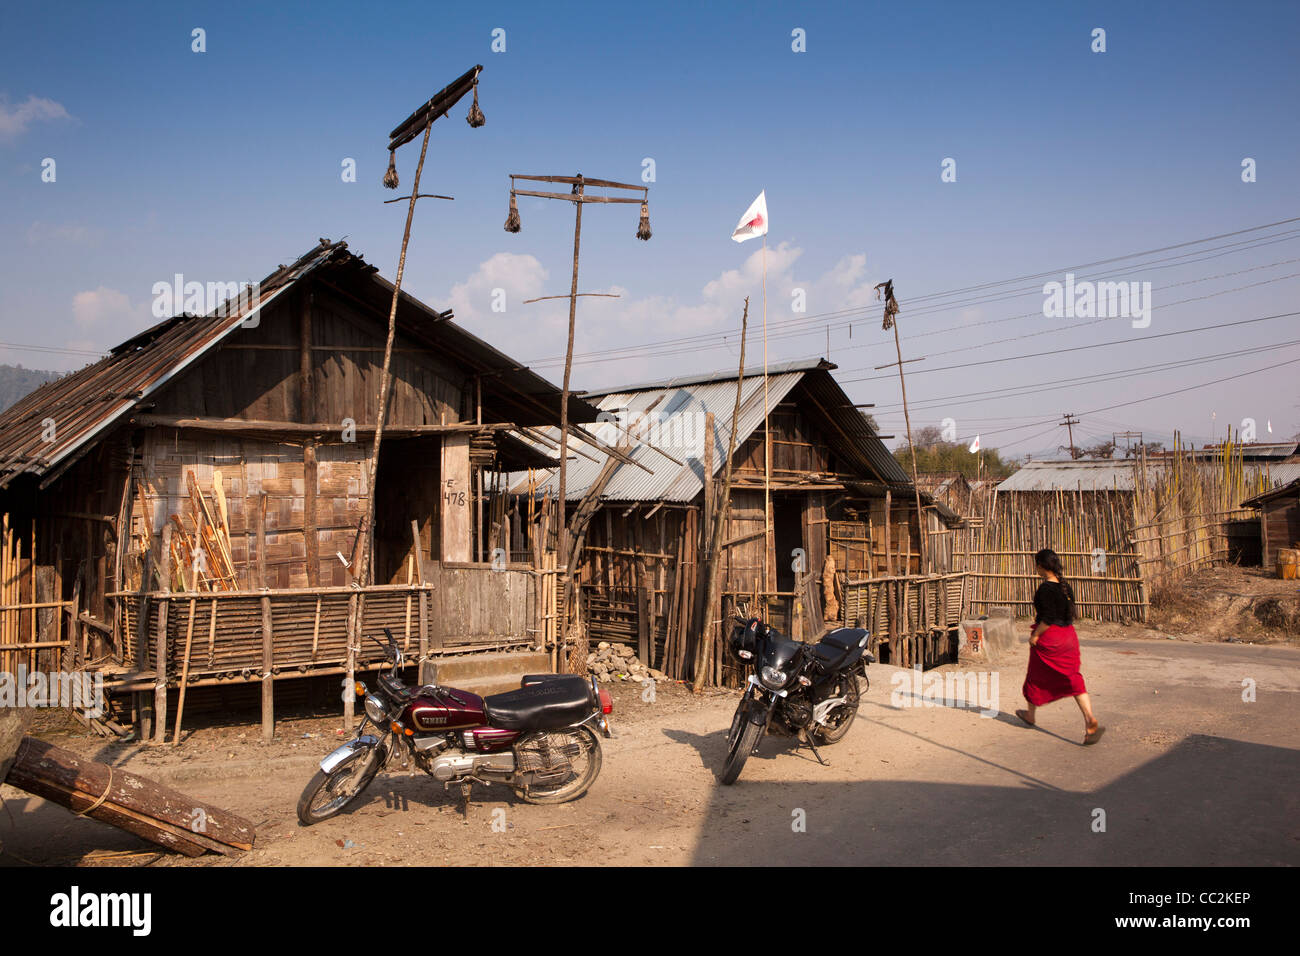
<box><xmin>960</xmin><ymin>436</ymin><xmax>1272</xmax><ymax>622</ymax></box>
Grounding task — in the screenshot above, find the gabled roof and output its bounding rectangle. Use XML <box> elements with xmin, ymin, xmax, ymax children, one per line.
<box><xmin>1241</xmin><ymin>477</ymin><xmax>1300</xmax><ymax>508</ymax></box>
<box><xmin>0</xmin><ymin>240</ymin><xmax>594</xmax><ymax>489</ymax></box>
<box><xmin>515</xmin><ymin>360</ymin><xmax>909</xmax><ymax>503</ymax></box>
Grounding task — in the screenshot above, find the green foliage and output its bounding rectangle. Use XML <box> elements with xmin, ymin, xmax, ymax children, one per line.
<box><xmin>0</xmin><ymin>364</ymin><xmax>60</xmax><ymax>412</ymax></box>
<box><xmin>892</xmin><ymin>425</ymin><xmax>1018</xmax><ymax>479</ymax></box>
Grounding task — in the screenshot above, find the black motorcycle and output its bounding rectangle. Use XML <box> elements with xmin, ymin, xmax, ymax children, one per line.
<box><xmin>720</xmin><ymin>616</ymin><xmax>873</xmax><ymax>784</ymax></box>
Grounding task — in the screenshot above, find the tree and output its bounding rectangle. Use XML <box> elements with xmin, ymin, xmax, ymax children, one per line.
<box><xmin>1079</xmin><ymin>439</ymin><xmax>1116</xmax><ymax>459</ymax></box>
<box><xmin>892</xmin><ymin>438</ymin><xmax>1018</xmax><ymax>479</ymax></box>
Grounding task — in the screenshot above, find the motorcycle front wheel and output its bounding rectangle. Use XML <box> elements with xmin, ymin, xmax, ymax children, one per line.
<box><xmin>296</xmin><ymin>743</ymin><xmax>386</xmax><ymax>826</ymax></box>
<box><xmin>720</xmin><ymin>701</ymin><xmax>763</xmax><ymax>785</ymax></box>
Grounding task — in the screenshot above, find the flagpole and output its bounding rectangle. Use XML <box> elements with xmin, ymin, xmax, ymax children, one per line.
<box><xmin>762</xmin><ymin>232</ymin><xmax>771</xmax><ymax>598</ymax></box>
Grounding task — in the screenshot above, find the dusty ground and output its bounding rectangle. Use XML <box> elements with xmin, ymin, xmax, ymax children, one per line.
<box><xmin>1149</xmin><ymin>565</ymin><xmax>1300</xmax><ymax>642</ymax></box>
<box><xmin>3</xmin><ymin>617</ymin><xmax>1298</xmax><ymax>867</ymax></box>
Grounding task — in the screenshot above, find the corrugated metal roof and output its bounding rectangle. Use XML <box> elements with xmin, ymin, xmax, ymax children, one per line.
<box><xmin>996</xmin><ymin>459</ymin><xmax>1300</xmax><ymax>493</ymax></box>
<box><xmin>515</xmin><ymin>363</ymin><xmax>908</xmax><ymax>502</ymax></box>
<box><xmin>0</xmin><ymin>240</ymin><xmax>595</xmax><ymax>488</ymax></box>
<box><xmin>1242</xmin><ymin>476</ymin><xmax>1300</xmax><ymax>507</ymax></box>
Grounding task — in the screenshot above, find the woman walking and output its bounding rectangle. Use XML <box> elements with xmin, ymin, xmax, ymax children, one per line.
<box><xmin>1016</xmin><ymin>548</ymin><xmax>1104</xmax><ymax>744</ymax></box>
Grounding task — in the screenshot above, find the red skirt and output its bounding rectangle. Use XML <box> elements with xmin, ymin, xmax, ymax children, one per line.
<box><xmin>1023</xmin><ymin>624</ymin><xmax>1088</xmax><ymax>705</ymax></box>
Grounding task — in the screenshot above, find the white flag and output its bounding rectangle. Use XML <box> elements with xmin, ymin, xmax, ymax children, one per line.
<box><xmin>731</xmin><ymin>190</ymin><xmax>768</xmax><ymax>243</ymax></box>
<box><xmin>969</xmin><ymin>435</ymin><xmax>980</xmax><ymax>453</ymax></box>
<box><xmin>1267</xmin><ymin>419</ymin><xmax>1273</xmax><ymax>434</ymax></box>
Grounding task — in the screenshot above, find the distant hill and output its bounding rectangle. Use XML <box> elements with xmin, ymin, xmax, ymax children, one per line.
<box><xmin>0</xmin><ymin>364</ymin><xmax>61</xmax><ymax>412</ymax></box>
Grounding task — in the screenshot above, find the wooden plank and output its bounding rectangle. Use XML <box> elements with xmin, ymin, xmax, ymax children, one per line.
<box><xmin>440</xmin><ymin>435</ymin><xmax>472</xmax><ymax>562</ymax></box>
<box><xmin>261</xmin><ymin>595</ymin><xmax>274</xmax><ymax>741</ymax></box>
<box><xmin>304</xmin><ymin>442</ymin><xmax>320</xmax><ymax>587</ymax></box>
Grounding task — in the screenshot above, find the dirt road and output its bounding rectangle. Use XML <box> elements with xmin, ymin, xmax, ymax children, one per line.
<box><xmin>3</xmin><ymin>624</ymin><xmax>1298</xmax><ymax>866</ymax></box>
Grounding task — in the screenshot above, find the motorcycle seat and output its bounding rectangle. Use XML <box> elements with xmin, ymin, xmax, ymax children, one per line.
<box><xmin>809</xmin><ymin>628</ymin><xmax>874</xmax><ymax>670</ymax></box>
<box><xmin>484</xmin><ymin>675</ymin><xmax>593</xmax><ymax>731</ymax></box>
<box><xmin>820</xmin><ymin>627</ymin><xmax>869</xmax><ymax>651</ymax></box>
<box><xmin>807</xmin><ymin>642</ymin><xmax>854</xmax><ymax>669</ymax></box>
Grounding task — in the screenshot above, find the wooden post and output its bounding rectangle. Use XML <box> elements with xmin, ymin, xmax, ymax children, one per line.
<box><xmin>883</xmin><ymin>491</ymin><xmax>893</xmax><ymax>576</ymax></box>
<box><xmin>557</xmin><ymin>178</ymin><xmax>585</xmax><ymax>600</ymax></box>
<box><xmin>692</xmin><ymin>299</ymin><xmax>748</xmax><ymax>690</ymax></box>
<box><xmin>152</xmin><ymin>525</ymin><xmax>172</xmax><ymax>744</ymax></box>
<box><xmin>261</xmin><ymin>594</ymin><xmax>274</xmax><ymax>741</ymax></box>
<box><xmin>254</xmin><ymin>493</ymin><xmax>273</xmax><ymax>740</ymax></box>
<box><xmin>633</xmin><ymin>514</ymin><xmax>650</xmax><ymax>665</ymax></box>
<box><xmin>172</xmin><ymin>598</ymin><xmax>197</xmax><ymax>745</ymax></box>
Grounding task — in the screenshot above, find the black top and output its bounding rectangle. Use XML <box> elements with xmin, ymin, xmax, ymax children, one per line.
<box><xmin>1033</xmin><ymin>580</ymin><xmax>1074</xmax><ymax>627</ymax></box>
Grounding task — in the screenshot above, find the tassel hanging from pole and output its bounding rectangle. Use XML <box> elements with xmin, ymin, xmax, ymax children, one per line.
<box><xmin>636</xmin><ymin>201</ymin><xmax>652</xmax><ymax>241</ymax></box>
<box><xmin>466</xmin><ymin>83</ymin><xmax>486</xmax><ymax>128</ymax></box>
<box><xmin>383</xmin><ymin>149</ymin><xmax>399</xmax><ymax>189</ymax></box>
<box><xmin>504</xmin><ymin>192</ymin><xmax>521</xmax><ymax>233</ymax></box>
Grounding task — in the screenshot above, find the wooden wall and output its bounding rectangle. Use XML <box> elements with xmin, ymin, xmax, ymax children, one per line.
<box><xmin>1261</xmin><ymin>491</ymin><xmax>1300</xmax><ymax>566</ymax></box>
<box><xmin>133</xmin><ymin>429</ymin><xmax>368</xmax><ymax>591</ymax></box>
<box><xmin>149</xmin><ymin>285</ymin><xmax>467</xmax><ymax>428</ymax></box>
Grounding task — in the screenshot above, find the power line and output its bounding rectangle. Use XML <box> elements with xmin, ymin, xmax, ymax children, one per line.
<box><xmin>957</xmin><ymin>353</ymin><xmax>1300</xmax><ymax>444</ymax></box>
<box><xmin>521</xmin><ymin>216</ymin><xmax>1300</xmax><ymax>366</ymax></box>
<box><xmin>837</xmin><ymin>309</ymin><xmax>1300</xmax><ymax>385</ymax></box>
<box><xmin>868</xmin><ymin>338</ymin><xmax>1300</xmax><ymax>414</ymax></box>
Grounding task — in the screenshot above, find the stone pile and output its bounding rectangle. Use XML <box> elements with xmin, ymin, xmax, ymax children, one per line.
<box><xmin>586</xmin><ymin>642</ymin><xmax>668</xmax><ymax>683</ymax></box>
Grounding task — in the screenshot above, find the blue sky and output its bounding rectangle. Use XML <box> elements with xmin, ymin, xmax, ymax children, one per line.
<box><xmin>2</xmin><ymin>0</ymin><xmax>1298</xmax><ymax>458</ymax></box>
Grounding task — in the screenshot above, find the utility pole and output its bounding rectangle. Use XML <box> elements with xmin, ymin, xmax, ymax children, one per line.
<box><xmin>1061</xmin><ymin>413</ymin><xmax>1080</xmax><ymax>460</ymax></box>
<box><xmin>1113</xmin><ymin>430</ymin><xmax>1143</xmax><ymax>458</ymax></box>
<box><xmin>873</xmin><ymin>279</ymin><xmax>929</xmax><ymax>575</ymax></box>
<box><xmin>504</xmin><ymin>173</ymin><xmax>650</xmax><ymax>658</ymax></box>
<box><xmin>344</xmin><ymin>65</ymin><xmax>485</xmax><ymax>731</ymax></box>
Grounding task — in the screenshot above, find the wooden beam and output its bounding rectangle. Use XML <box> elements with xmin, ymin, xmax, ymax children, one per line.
<box><xmin>131</xmin><ymin>415</ymin><xmax>514</xmax><ymax>437</ymax></box>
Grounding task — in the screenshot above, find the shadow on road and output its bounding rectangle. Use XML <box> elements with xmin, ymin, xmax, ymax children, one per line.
<box><xmin>683</xmin><ymin>734</ymin><xmax>1300</xmax><ymax>865</ymax></box>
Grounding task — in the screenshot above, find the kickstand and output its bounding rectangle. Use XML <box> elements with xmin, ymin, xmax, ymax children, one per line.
<box><xmin>458</xmin><ymin>781</ymin><xmax>472</xmax><ymax>821</ymax></box>
<box><xmin>800</xmin><ymin>730</ymin><xmax>828</xmax><ymax>767</ymax></box>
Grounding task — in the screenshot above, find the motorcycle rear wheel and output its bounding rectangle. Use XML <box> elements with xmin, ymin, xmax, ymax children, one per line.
<box><xmin>813</xmin><ymin>676</ymin><xmax>861</xmax><ymax>745</ymax></box>
<box><xmin>515</xmin><ymin>727</ymin><xmax>603</xmax><ymax>805</ymax></box>
<box><xmin>720</xmin><ymin>703</ymin><xmax>763</xmax><ymax>785</ymax></box>
<box><xmin>296</xmin><ymin>744</ymin><xmax>385</xmax><ymax>826</ymax></box>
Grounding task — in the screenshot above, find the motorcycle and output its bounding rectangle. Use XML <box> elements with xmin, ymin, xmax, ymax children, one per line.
<box><xmin>297</xmin><ymin>628</ymin><xmax>613</xmax><ymax>825</ymax></box>
<box><xmin>720</xmin><ymin>613</ymin><xmax>873</xmax><ymax>785</ymax></box>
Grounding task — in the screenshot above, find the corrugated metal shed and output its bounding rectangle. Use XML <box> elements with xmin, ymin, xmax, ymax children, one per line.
<box><xmin>997</xmin><ymin>459</ymin><xmax>1300</xmax><ymax>493</ymax></box>
<box><xmin>517</xmin><ymin>360</ymin><xmax>908</xmax><ymax>502</ymax></box>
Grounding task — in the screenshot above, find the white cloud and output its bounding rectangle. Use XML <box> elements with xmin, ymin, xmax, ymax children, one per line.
<box><xmin>444</xmin><ymin>241</ymin><xmax>887</xmax><ymax>390</ymax></box>
<box><xmin>71</xmin><ymin>286</ymin><xmax>144</xmax><ymax>334</ymax></box>
<box><xmin>0</xmin><ymin>94</ymin><xmax>72</xmax><ymax>142</ymax></box>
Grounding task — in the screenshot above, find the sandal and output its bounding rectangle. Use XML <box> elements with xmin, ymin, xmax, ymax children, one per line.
<box><xmin>1084</xmin><ymin>721</ymin><xmax>1105</xmax><ymax>745</ymax></box>
<box><xmin>1015</xmin><ymin>709</ymin><xmax>1036</xmax><ymax>727</ymax></box>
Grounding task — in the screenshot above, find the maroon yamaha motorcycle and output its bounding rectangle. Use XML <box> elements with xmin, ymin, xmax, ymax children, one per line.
<box><xmin>297</xmin><ymin>628</ymin><xmax>612</xmax><ymax>825</ymax></box>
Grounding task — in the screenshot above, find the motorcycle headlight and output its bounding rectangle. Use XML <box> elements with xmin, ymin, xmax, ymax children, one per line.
<box><xmin>760</xmin><ymin>666</ymin><xmax>788</xmax><ymax>689</ymax></box>
<box><xmin>364</xmin><ymin>694</ymin><xmax>387</xmax><ymax>723</ymax></box>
